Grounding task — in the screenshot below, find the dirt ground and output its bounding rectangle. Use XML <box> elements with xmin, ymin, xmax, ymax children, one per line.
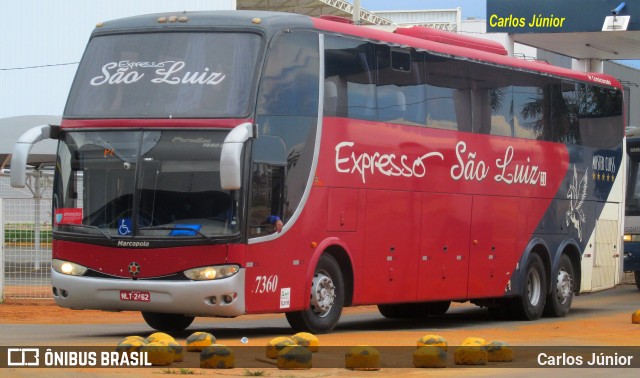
<box><xmin>2</xmin><ymin>285</ymin><xmax>640</xmax><ymax>377</ymax></box>
<box><xmin>0</xmin><ymin>296</ymin><xmax>638</xmax><ymax>347</ymax></box>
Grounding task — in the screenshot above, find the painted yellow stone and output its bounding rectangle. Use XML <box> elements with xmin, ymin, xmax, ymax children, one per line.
<box><xmin>146</xmin><ymin>332</ymin><xmax>175</xmax><ymax>344</ymax></box>
<box><xmin>266</xmin><ymin>337</ymin><xmax>295</xmax><ymax>359</ymax></box>
<box><xmin>120</xmin><ymin>336</ymin><xmax>148</xmax><ymax>345</ymax></box>
<box><xmin>454</xmin><ymin>337</ymin><xmax>488</xmax><ymax>365</ymax></box>
<box><xmin>186</xmin><ymin>332</ymin><xmax>216</xmax><ymax>352</ymax></box>
<box><xmin>277</xmin><ymin>345</ymin><xmax>312</xmax><ymax>370</ymax></box>
<box><xmin>200</xmin><ymin>345</ymin><xmax>235</xmax><ymax>369</ymax></box>
<box><xmin>291</xmin><ymin>332</ymin><xmax>320</xmax><ymax>352</ymax></box>
<box><xmin>141</xmin><ymin>342</ymin><xmax>174</xmax><ymax>366</ymax></box>
<box><xmin>487</xmin><ymin>341</ymin><xmax>513</xmax><ymax>362</ymax></box>
<box><xmin>345</xmin><ymin>346</ymin><xmax>380</xmax><ymax>371</ymax></box>
<box><xmin>156</xmin><ymin>339</ymin><xmax>184</xmax><ymax>362</ymax></box>
<box><xmin>632</xmin><ymin>309</ymin><xmax>640</xmax><ymax>324</ymax></box>
<box><xmin>417</xmin><ymin>334</ymin><xmax>448</xmax><ymax>351</ymax></box>
<box><xmin>115</xmin><ymin>338</ymin><xmax>147</xmax><ymax>354</ymax></box>
<box><xmin>413</xmin><ymin>346</ymin><xmax>447</xmax><ymax>368</ymax></box>
<box><xmin>461</xmin><ymin>337</ymin><xmax>487</xmax><ymax>346</ymax></box>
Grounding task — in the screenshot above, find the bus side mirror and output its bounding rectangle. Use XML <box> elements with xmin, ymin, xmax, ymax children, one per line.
<box><xmin>220</xmin><ymin>122</ymin><xmax>254</xmax><ymax>190</ymax></box>
<box><xmin>10</xmin><ymin>124</ymin><xmax>59</xmax><ymax>188</ymax></box>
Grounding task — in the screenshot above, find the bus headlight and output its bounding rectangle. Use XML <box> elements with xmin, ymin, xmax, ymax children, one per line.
<box><xmin>624</xmin><ymin>234</ymin><xmax>640</xmax><ymax>242</ymax></box>
<box><xmin>184</xmin><ymin>265</ymin><xmax>240</xmax><ymax>280</ymax></box>
<box><xmin>52</xmin><ymin>259</ymin><xmax>88</xmax><ymax>276</ymax></box>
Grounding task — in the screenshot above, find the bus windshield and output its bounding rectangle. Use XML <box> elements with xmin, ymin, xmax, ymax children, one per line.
<box><xmin>54</xmin><ymin>130</ymin><xmax>239</xmax><ymax>239</ymax></box>
<box><xmin>65</xmin><ymin>32</ymin><xmax>262</xmax><ymax>118</ymax></box>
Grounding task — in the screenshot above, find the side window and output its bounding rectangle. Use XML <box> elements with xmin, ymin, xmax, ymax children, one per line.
<box><xmin>512</xmin><ymin>79</ymin><xmax>553</xmax><ymax>140</ymax></box>
<box><xmin>324</xmin><ymin>36</ymin><xmax>376</xmax><ymax>120</ymax></box>
<box><xmin>553</xmin><ymin>81</ymin><xmax>581</xmax><ymax>144</ymax></box>
<box><xmin>375</xmin><ymin>46</ymin><xmax>426</xmax><ymax>125</ymax></box>
<box><xmin>466</xmin><ymin>63</ymin><xmax>501</xmax><ymax>135</ymax></box>
<box><xmin>468</xmin><ymin>63</ymin><xmax>554</xmax><ymax>139</ymax></box>
<box><xmin>424</xmin><ymin>54</ymin><xmax>471</xmax><ymax>131</ymax></box>
<box><xmin>578</xmin><ymin>85</ymin><xmax>623</xmax><ymax>147</ymax></box>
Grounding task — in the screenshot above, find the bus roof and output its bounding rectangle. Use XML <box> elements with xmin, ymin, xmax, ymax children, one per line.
<box><xmin>92</xmin><ymin>10</ymin><xmax>313</xmax><ymax>37</ymax></box>
<box><xmin>93</xmin><ymin>10</ymin><xmax>621</xmax><ymax>90</ymax></box>
<box><xmin>312</xmin><ymin>17</ymin><xmax>622</xmax><ymax>90</ymax></box>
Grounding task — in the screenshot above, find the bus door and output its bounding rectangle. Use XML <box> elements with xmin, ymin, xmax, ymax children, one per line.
<box><xmin>244</xmin><ymin>30</ymin><xmax>320</xmax><ymax>313</ymax></box>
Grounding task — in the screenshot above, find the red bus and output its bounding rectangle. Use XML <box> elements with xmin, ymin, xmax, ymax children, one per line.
<box><xmin>11</xmin><ymin>11</ymin><xmax>625</xmax><ymax>333</ymax></box>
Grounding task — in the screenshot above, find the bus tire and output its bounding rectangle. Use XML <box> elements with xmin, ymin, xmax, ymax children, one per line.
<box><xmin>635</xmin><ymin>271</ymin><xmax>640</xmax><ymax>290</ymax></box>
<box><xmin>508</xmin><ymin>253</ymin><xmax>546</xmax><ymax>320</ymax></box>
<box><xmin>543</xmin><ymin>254</ymin><xmax>574</xmax><ymax>317</ymax></box>
<box><xmin>285</xmin><ymin>254</ymin><xmax>344</xmax><ymax>334</ymax></box>
<box><xmin>141</xmin><ymin>312</ymin><xmax>195</xmax><ymax>332</ymax></box>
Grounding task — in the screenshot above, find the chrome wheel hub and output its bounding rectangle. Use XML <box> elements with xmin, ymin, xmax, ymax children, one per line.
<box><xmin>527</xmin><ymin>268</ymin><xmax>542</xmax><ymax>307</ymax></box>
<box><xmin>555</xmin><ymin>269</ymin><xmax>572</xmax><ymax>304</ymax></box>
<box><xmin>310</xmin><ymin>272</ymin><xmax>335</xmax><ymax>317</ymax></box>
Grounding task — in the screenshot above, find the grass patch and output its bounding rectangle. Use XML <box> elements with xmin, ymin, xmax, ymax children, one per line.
<box><xmin>243</xmin><ymin>370</ymin><xmax>266</xmax><ymax>376</ymax></box>
<box><xmin>159</xmin><ymin>368</ymin><xmax>197</xmax><ymax>374</ymax></box>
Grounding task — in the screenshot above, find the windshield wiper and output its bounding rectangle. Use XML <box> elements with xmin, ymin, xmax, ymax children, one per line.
<box><xmin>56</xmin><ymin>224</ymin><xmax>114</xmax><ymax>241</ymax></box>
<box><xmin>138</xmin><ymin>226</ymin><xmax>214</xmax><ymax>242</ymax></box>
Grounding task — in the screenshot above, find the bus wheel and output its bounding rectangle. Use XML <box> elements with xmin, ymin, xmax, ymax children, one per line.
<box><xmin>285</xmin><ymin>254</ymin><xmax>344</xmax><ymax>334</ymax></box>
<box><xmin>141</xmin><ymin>312</ymin><xmax>195</xmax><ymax>332</ymax></box>
<box><xmin>508</xmin><ymin>253</ymin><xmax>546</xmax><ymax>320</ymax></box>
<box><xmin>543</xmin><ymin>254</ymin><xmax>574</xmax><ymax>317</ymax></box>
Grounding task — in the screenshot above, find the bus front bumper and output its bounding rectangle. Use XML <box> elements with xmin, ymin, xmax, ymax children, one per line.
<box><xmin>51</xmin><ymin>269</ymin><xmax>246</xmax><ymax>317</ymax></box>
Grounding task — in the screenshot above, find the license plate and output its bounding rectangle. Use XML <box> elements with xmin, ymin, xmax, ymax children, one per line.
<box><xmin>119</xmin><ymin>290</ymin><xmax>150</xmax><ymax>302</ymax></box>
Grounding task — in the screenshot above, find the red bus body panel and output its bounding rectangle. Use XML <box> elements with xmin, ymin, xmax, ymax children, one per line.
<box><xmin>239</xmin><ymin>117</ymin><xmax>569</xmax><ymax>313</ymax></box>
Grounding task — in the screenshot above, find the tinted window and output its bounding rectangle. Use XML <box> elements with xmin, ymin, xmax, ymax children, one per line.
<box><xmin>253</xmin><ymin>31</ymin><xmax>319</xmax><ymax>229</ymax></box>
<box><xmin>322</xmin><ymin>36</ymin><xmax>623</xmax><ymax>147</ymax></box>
<box><xmin>425</xmin><ymin>55</ymin><xmax>473</xmax><ymax>131</ymax></box>
<box><xmin>553</xmin><ymin>81</ymin><xmax>581</xmax><ymax>144</ymax></box>
<box><xmin>376</xmin><ymin>46</ymin><xmax>426</xmax><ymax>125</ymax></box>
<box><xmin>65</xmin><ymin>32</ymin><xmax>262</xmax><ymax>118</ymax></box>
<box><xmin>324</xmin><ymin>36</ymin><xmax>376</xmax><ymax>120</ymax></box>
<box><xmin>578</xmin><ymin>85</ymin><xmax>624</xmax><ymax>147</ymax></box>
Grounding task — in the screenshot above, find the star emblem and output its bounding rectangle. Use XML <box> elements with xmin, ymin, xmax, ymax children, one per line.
<box><xmin>128</xmin><ymin>262</ymin><xmax>140</xmax><ymax>277</ymax></box>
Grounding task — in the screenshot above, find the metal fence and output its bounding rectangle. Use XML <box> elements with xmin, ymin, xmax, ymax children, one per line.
<box><xmin>1</xmin><ymin>175</ymin><xmax>53</xmax><ymax>300</ymax></box>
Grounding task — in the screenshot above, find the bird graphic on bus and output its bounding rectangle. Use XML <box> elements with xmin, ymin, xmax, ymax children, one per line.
<box><xmin>566</xmin><ymin>165</ymin><xmax>588</xmax><ymax>242</ymax></box>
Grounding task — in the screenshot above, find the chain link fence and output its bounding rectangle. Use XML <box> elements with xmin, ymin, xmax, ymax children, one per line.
<box><xmin>1</xmin><ymin>175</ymin><xmax>53</xmax><ymax>300</ymax></box>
